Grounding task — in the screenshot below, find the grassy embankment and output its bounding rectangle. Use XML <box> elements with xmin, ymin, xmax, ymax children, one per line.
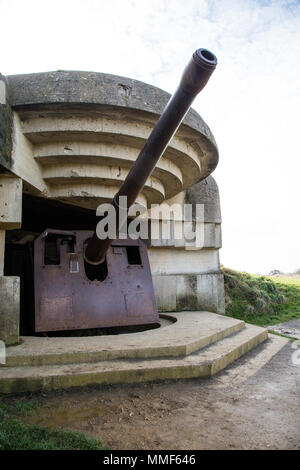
<box><xmin>0</xmin><ymin>400</ymin><xmax>106</xmax><ymax>450</ymax></box>
<box><xmin>222</xmin><ymin>267</ymin><xmax>300</xmax><ymax>328</ymax></box>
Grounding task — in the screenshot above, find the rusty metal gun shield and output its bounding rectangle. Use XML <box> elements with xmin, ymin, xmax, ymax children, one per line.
<box><xmin>34</xmin><ymin>229</ymin><xmax>159</xmax><ymax>332</ymax></box>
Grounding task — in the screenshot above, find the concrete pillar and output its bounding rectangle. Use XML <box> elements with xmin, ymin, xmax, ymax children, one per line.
<box><xmin>0</xmin><ymin>176</ymin><xmax>22</xmax><ymax>345</ymax></box>
<box><xmin>0</xmin><ymin>276</ymin><xmax>20</xmax><ymax>345</ymax></box>
<box><xmin>0</xmin><ymin>177</ymin><xmax>22</xmax><ymax>229</ymax></box>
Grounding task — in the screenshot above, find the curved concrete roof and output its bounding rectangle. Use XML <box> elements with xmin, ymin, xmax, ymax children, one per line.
<box><xmin>7</xmin><ymin>71</ymin><xmax>217</xmax><ymax>148</ymax></box>
<box><xmin>4</xmin><ymin>71</ymin><xmax>219</xmax><ymax>209</ymax></box>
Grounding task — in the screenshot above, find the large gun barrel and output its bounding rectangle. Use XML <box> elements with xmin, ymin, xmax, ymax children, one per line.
<box><xmin>85</xmin><ymin>48</ymin><xmax>217</xmax><ymax>265</ymax></box>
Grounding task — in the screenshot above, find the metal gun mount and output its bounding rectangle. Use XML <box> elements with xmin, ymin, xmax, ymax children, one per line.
<box><xmin>34</xmin><ymin>48</ymin><xmax>217</xmax><ymax>332</ymax></box>
<box><xmin>34</xmin><ymin>230</ymin><xmax>156</xmax><ymax>331</ymax></box>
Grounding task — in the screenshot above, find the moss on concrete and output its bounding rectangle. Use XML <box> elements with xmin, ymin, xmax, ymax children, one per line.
<box><xmin>0</xmin><ymin>75</ymin><xmax>13</xmax><ymax>171</ymax></box>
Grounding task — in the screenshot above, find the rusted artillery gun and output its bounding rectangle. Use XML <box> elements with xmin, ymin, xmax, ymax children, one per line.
<box><xmin>34</xmin><ymin>49</ymin><xmax>217</xmax><ymax>332</ymax></box>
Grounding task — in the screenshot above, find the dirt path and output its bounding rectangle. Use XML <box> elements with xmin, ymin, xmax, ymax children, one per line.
<box><xmin>268</xmin><ymin>319</ymin><xmax>300</xmax><ymax>339</ymax></box>
<box><xmin>22</xmin><ymin>341</ymin><xmax>299</xmax><ymax>450</ymax></box>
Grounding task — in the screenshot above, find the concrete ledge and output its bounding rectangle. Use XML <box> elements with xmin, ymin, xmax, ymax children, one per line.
<box><xmin>4</xmin><ymin>312</ymin><xmax>244</xmax><ymax>367</ymax></box>
<box><xmin>0</xmin><ymin>324</ymin><xmax>268</xmax><ymax>394</ymax></box>
<box><xmin>0</xmin><ymin>176</ymin><xmax>22</xmax><ymax>229</ymax></box>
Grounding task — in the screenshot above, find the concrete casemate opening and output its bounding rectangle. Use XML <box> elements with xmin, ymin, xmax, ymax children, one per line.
<box><xmin>4</xmin><ymin>194</ymin><xmax>164</xmax><ymax>337</ymax></box>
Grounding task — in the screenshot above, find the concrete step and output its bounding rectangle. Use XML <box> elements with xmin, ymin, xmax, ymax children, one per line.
<box><xmin>4</xmin><ymin>312</ymin><xmax>245</xmax><ymax>367</ymax></box>
<box><xmin>0</xmin><ymin>324</ymin><xmax>268</xmax><ymax>394</ymax></box>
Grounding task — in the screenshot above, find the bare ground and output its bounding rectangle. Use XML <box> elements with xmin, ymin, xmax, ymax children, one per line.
<box><xmin>21</xmin><ymin>341</ymin><xmax>300</xmax><ymax>450</ymax></box>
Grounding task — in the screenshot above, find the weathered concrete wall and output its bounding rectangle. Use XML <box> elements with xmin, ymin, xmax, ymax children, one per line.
<box><xmin>149</xmin><ymin>248</ymin><xmax>220</xmax><ymax>275</ymax></box>
<box><xmin>0</xmin><ymin>176</ymin><xmax>22</xmax><ymax>228</ymax></box>
<box><xmin>0</xmin><ymin>174</ymin><xmax>22</xmax><ymax>345</ymax></box>
<box><xmin>149</xmin><ymin>177</ymin><xmax>224</xmax><ymax>314</ymax></box>
<box><xmin>0</xmin><ymin>74</ymin><xmax>13</xmax><ymax>171</ymax></box>
<box><xmin>185</xmin><ymin>175</ymin><xmax>221</xmax><ymax>223</ymax></box>
<box><xmin>0</xmin><ymin>276</ymin><xmax>20</xmax><ymax>345</ymax></box>
<box><xmin>153</xmin><ymin>273</ymin><xmax>225</xmax><ymax>313</ymax></box>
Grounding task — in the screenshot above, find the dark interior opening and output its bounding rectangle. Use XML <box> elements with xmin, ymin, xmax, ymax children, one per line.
<box><xmin>44</xmin><ymin>234</ymin><xmax>60</xmax><ymax>265</ymax></box>
<box><xmin>4</xmin><ymin>242</ymin><xmax>35</xmax><ymax>335</ymax></box>
<box><xmin>4</xmin><ymin>194</ymin><xmax>100</xmax><ymax>335</ymax></box>
<box><xmin>4</xmin><ymin>194</ymin><xmax>155</xmax><ymax>336</ymax></box>
<box><xmin>84</xmin><ymin>238</ymin><xmax>108</xmax><ymax>282</ymax></box>
<box><xmin>84</xmin><ymin>258</ymin><xmax>108</xmax><ymax>282</ymax></box>
<box><xmin>44</xmin><ymin>233</ymin><xmax>77</xmax><ymax>265</ymax></box>
<box><xmin>126</xmin><ymin>245</ymin><xmax>142</xmax><ymax>265</ymax></box>
<box><xmin>201</xmin><ymin>49</ymin><xmax>215</xmax><ymax>62</ymax></box>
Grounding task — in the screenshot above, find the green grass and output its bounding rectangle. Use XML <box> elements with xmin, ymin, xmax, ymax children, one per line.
<box><xmin>0</xmin><ymin>399</ymin><xmax>106</xmax><ymax>450</ymax></box>
<box><xmin>222</xmin><ymin>267</ymin><xmax>300</xmax><ymax>327</ymax></box>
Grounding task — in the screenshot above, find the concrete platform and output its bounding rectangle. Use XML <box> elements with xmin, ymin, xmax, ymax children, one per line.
<box><xmin>0</xmin><ymin>312</ymin><xmax>268</xmax><ymax>394</ymax></box>
<box><xmin>4</xmin><ymin>312</ymin><xmax>245</xmax><ymax>367</ymax></box>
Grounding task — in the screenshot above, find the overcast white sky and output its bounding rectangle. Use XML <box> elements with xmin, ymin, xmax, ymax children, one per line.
<box><xmin>1</xmin><ymin>0</ymin><xmax>299</xmax><ymax>274</ymax></box>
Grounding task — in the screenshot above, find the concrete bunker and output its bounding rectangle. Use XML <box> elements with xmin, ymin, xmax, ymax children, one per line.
<box><xmin>0</xmin><ymin>59</ymin><xmax>224</xmax><ymax>346</ymax></box>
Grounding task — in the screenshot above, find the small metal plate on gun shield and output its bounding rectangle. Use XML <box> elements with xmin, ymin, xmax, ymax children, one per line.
<box><xmin>39</xmin><ymin>297</ymin><xmax>73</xmax><ymax>323</ymax></box>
